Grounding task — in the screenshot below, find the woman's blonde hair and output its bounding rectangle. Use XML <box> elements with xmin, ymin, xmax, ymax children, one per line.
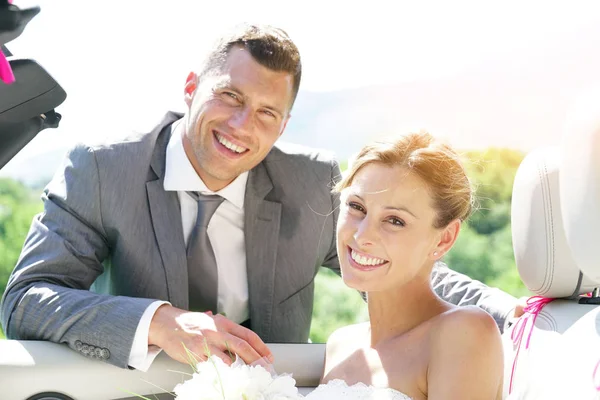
<box><xmin>336</xmin><ymin>132</ymin><xmax>474</xmax><ymax>229</ymax></box>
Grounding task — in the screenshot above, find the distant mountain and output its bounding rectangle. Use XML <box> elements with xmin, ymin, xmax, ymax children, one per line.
<box><xmin>284</xmin><ymin>23</ymin><xmax>600</xmax><ymax>159</ymax></box>
<box><xmin>2</xmin><ymin>23</ymin><xmax>599</xmax><ymax>185</ymax></box>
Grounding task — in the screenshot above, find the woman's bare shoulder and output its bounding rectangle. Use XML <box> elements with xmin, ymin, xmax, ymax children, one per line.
<box><xmin>427</xmin><ymin>306</ymin><xmax>504</xmax><ymax>399</ymax></box>
<box><xmin>434</xmin><ymin>305</ymin><xmax>499</xmax><ymax>338</ymax></box>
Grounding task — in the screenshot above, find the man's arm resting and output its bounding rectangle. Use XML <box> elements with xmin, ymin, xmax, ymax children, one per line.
<box><xmin>2</xmin><ymin>282</ymin><xmax>157</xmax><ymax>368</ymax></box>
<box><xmin>431</xmin><ymin>262</ymin><xmax>518</xmax><ymax>332</ymax></box>
<box><xmin>128</xmin><ymin>300</ymin><xmax>171</xmax><ymax>371</ymax></box>
<box><xmin>0</xmin><ymin>144</ymin><xmax>156</xmax><ymax>368</ymax></box>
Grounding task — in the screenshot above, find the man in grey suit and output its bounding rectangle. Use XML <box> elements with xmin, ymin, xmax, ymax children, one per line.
<box><xmin>0</xmin><ymin>24</ymin><xmax>519</xmax><ymax>370</ymax></box>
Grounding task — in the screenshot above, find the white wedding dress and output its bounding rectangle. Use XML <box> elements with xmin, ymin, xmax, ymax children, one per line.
<box><xmin>304</xmin><ymin>379</ymin><xmax>413</xmax><ymax>400</ymax></box>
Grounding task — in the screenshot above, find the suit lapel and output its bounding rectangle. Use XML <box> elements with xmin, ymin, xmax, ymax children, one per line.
<box><xmin>245</xmin><ymin>162</ymin><xmax>281</xmax><ymax>342</ymax></box>
<box><xmin>146</xmin><ymin>113</ymin><xmax>188</xmax><ymax>309</ymax></box>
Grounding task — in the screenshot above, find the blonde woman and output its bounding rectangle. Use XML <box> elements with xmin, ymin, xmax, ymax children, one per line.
<box><xmin>309</xmin><ymin>132</ymin><xmax>503</xmax><ymax>400</ymax></box>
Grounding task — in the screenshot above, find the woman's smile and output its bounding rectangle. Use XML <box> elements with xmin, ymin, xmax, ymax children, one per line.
<box><xmin>347</xmin><ymin>246</ymin><xmax>389</xmax><ymax>271</ymax></box>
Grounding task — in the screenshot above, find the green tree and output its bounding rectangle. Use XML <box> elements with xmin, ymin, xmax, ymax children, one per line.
<box><xmin>445</xmin><ymin>224</ymin><xmax>496</xmax><ymax>283</ymax></box>
<box><xmin>0</xmin><ymin>178</ymin><xmax>43</xmax><ymax>340</ymax></box>
<box><xmin>444</xmin><ymin>148</ymin><xmax>528</xmax><ymax>297</ymax></box>
<box><xmin>0</xmin><ymin>179</ymin><xmax>42</xmax><ymax>295</ymax></box>
<box><xmin>445</xmin><ymin>223</ymin><xmax>528</xmax><ymax>298</ymax></box>
<box><xmin>310</xmin><ymin>268</ymin><xmax>367</xmax><ymax>343</ymax></box>
<box><xmin>465</xmin><ymin>148</ymin><xmax>524</xmax><ymax>235</ymax></box>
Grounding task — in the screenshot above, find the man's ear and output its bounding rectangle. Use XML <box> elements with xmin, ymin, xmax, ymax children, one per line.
<box><xmin>431</xmin><ymin>219</ymin><xmax>461</xmax><ymax>261</ymax></box>
<box><xmin>184</xmin><ymin>71</ymin><xmax>197</xmax><ymax>106</ymax></box>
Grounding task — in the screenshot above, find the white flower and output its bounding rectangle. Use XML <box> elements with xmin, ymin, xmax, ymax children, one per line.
<box><xmin>173</xmin><ymin>355</ymin><xmax>302</xmax><ymax>400</ymax></box>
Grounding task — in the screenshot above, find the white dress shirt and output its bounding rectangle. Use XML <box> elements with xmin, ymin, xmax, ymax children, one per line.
<box><xmin>128</xmin><ymin>123</ymin><xmax>249</xmax><ymax>370</ymax></box>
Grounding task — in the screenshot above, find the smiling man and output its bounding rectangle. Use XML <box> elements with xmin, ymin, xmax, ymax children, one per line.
<box><xmin>0</xmin><ymin>23</ymin><xmax>518</xmax><ymax>371</ymax></box>
<box><xmin>182</xmin><ymin>44</ymin><xmax>296</xmax><ymax>192</ymax></box>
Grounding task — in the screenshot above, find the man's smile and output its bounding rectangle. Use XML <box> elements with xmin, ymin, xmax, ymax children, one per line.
<box><xmin>212</xmin><ymin>129</ymin><xmax>249</xmax><ymax>158</ymax></box>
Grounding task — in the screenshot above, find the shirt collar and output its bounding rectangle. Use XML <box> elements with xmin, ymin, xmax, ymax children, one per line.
<box><xmin>163</xmin><ymin>122</ymin><xmax>248</xmax><ymax>210</ymax></box>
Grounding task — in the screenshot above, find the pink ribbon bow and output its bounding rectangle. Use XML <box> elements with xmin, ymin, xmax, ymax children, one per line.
<box><xmin>509</xmin><ymin>295</ymin><xmax>554</xmax><ymax>394</ymax></box>
<box><xmin>1</xmin><ymin>0</ymin><xmax>16</xmax><ymax>84</ymax></box>
<box><xmin>0</xmin><ymin>54</ymin><xmax>14</xmax><ymax>84</ymax></box>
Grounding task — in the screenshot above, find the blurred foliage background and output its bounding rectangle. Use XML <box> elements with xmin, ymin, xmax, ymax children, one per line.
<box><xmin>0</xmin><ymin>147</ymin><xmax>529</xmax><ymax>342</ymax></box>
<box><xmin>0</xmin><ymin>178</ymin><xmax>45</xmax><ymax>340</ymax></box>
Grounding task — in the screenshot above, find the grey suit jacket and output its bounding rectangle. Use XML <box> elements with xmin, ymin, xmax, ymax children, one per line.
<box><xmin>0</xmin><ymin>112</ymin><xmax>517</xmax><ymax>368</ymax></box>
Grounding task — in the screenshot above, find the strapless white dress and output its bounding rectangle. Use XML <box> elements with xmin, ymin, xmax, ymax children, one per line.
<box><xmin>304</xmin><ymin>379</ymin><xmax>413</xmax><ymax>400</ymax></box>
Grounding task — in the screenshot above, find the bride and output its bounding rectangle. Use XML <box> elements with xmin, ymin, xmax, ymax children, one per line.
<box><xmin>307</xmin><ymin>132</ymin><xmax>503</xmax><ymax>399</ymax></box>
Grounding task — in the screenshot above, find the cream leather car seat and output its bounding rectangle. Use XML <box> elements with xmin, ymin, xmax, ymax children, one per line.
<box><xmin>502</xmin><ymin>91</ymin><xmax>600</xmax><ymax>399</ymax></box>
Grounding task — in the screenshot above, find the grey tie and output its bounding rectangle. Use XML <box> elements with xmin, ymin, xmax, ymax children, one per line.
<box><xmin>186</xmin><ymin>192</ymin><xmax>225</xmax><ymax>313</ymax></box>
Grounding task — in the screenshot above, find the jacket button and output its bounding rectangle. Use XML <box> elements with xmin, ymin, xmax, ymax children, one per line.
<box><xmin>81</xmin><ymin>345</ymin><xmax>90</xmax><ymax>355</ymax></box>
<box><xmin>75</xmin><ymin>340</ymin><xmax>83</xmax><ymax>351</ymax></box>
<box><xmin>94</xmin><ymin>348</ymin><xmax>103</xmax><ymax>358</ymax></box>
<box><xmin>101</xmin><ymin>348</ymin><xmax>110</xmax><ymax>360</ymax></box>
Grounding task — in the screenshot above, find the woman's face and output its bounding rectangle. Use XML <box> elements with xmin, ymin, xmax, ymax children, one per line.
<box><xmin>336</xmin><ymin>163</ymin><xmax>442</xmax><ymax>293</ymax></box>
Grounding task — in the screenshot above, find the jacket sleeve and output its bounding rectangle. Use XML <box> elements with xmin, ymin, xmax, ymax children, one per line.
<box><xmin>431</xmin><ymin>261</ymin><xmax>518</xmax><ymax>332</ymax></box>
<box><xmin>321</xmin><ymin>159</ymin><xmax>341</xmax><ymax>277</ymax></box>
<box><xmin>0</xmin><ymin>144</ymin><xmax>155</xmax><ymax>368</ymax></box>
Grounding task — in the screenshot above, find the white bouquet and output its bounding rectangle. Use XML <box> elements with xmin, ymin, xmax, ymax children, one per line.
<box><xmin>173</xmin><ymin>355</ymin><xmax>302</xmax><ymax>400</ymax></box>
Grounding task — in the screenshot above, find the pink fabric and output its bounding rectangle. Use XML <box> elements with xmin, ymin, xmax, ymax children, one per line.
<box><xmin>1</xmin><ymin>0</ymin><xmax>14</xmax><ymax>84</ymax></box>
<box><xmin>0</xmin><ymin>54</ymin><xmax>15</xmax><ymax>84</ymax></box>
<box><xmin>1</xmin><ymin>0</ymin><xmax>14</xmax><ymax>83</ymax></box>
<box><xmin>594</xmin><ymin>359</ymin><xmax>600</xmax><ymax>391</ymax></box>
<box><xmin>509</xmin><ymin>295</ymin><xmax>554</xmax><ymax>394</ymax></box>
<box><xmin>0</xmin><ymin>0</ymin><xmax>15</xmax><ymax>83</ymax></box>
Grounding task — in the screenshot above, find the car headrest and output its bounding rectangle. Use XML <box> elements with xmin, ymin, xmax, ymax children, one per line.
<box><xmin>511</xmin><ymin>146</ymin><xmax>598</xmax><ymax>297</ymax></box>
<box><xmin>559</xmin><ymin>87</ymin><xmax>600</xmax><ymax>282</ymax></box>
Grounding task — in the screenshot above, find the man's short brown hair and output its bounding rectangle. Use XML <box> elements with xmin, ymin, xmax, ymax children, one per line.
<box><xmin>200</xmin><ymin>23</ymin><xmax>302</xmax><ymax>108</ymax></box>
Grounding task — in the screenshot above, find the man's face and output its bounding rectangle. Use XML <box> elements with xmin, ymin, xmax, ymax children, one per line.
<box><xmin>183</xmin><ymin>46</ymin><xmax>294</xmax><ymax>191</ymax></box>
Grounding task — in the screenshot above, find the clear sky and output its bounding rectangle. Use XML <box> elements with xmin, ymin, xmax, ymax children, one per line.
<box><xmin>6</xmin><ymin>0</ymin><xmax>600</xmax><ymax>160</ymax></box>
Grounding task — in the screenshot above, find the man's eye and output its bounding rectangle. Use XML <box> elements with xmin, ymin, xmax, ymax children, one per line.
<box><xmin>387</xmin><ymin>217</ymin><xmax>405</xmax><ymax>227</ymax></box>
<box><xmin>348</xmin><ymin>202</ymin><xmax>366</xmax><ymax>213</ymax></box>
<box><xmin>261</xmin><ymin>110</ymin><xmax>276</xmax><ymax>118</ymax></box>
<box><xmin>221</xmin><ymin>91</ymin><xmax>241</xmax><ymax>104</ymax></box>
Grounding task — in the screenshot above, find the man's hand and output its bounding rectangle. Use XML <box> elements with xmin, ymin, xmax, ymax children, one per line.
<box><xmin>505</xmin><ymin>296</ymin><xmax>529</xmax><ymax>331</ymax></box>
<box><xmin>148</xmin><ymin>304</ymin><xmax>273</xmax><ymax>366</ymax></box>
<box><xmin>513</xmin><ymin>296</ymin><xmax>529</xmax><ymax>319</ymax></box>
